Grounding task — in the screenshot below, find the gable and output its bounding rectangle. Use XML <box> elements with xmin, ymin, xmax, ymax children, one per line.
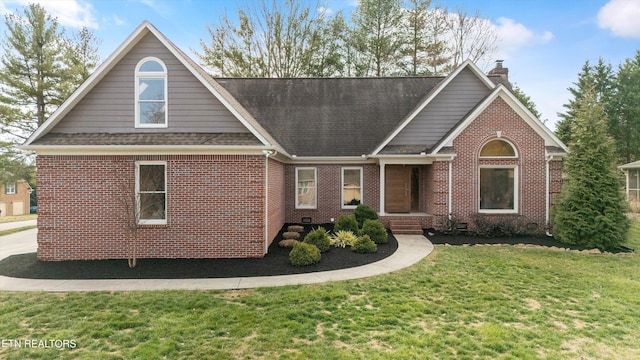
<box><xmin>51</xmin><ymin>33</ymin><xmax>248</xmax><ymax>134</ymax></box>
<box><xmin>387</xmin><ymin>67</ymin><xmax>492</xmax><ymax>150</ymax></box>
<box><xmin>432</xmin><ymin>86</ymin><xmax>568</xmax><ymax>154</ymax></box>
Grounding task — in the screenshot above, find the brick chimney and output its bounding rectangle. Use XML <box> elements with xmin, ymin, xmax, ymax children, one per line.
<box><xmin>488</xmin><ymin>60</ymin><xmax>509</xmax><ymax>83</ymax></box>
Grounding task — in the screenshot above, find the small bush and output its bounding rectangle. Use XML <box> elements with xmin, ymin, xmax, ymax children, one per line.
<box><xmin>287</xmin><ymin>225</ymin><xmax>304</xmax><ymax>233</ymax></box>
<box><xmin>278</xmin><ymin>239</ymin><xmax>299</xmax><ymax>248</ymax></box>
<box><xmin>289</xmin><ymin>242</ymin><xmax>321</xmax><ymax>266</ymax></box>
<box><xmin>470</xmin><ymin>214</ymin><xmax>529</xmax><ymax>237</ymax></box>
<box><xmin>354</xmin><ymin>204</ymin><xmax>378</xmax><ymax>228</ymax></box>
<box><xmin>351</xmin><ymin>235</ymin><xmax>377</xmax><ymax>253</ymax></box>
<box><xmin>330</xmin><ymin>230</ymin><xmax>357</xmax><ymax>248</ymax></box>
<box><xmin>334</xmin><ymin>214</ymin><xmax>359</xmax><ymax>233</ymax></box>
<box><xmin>303</xmin><ymin>227</ymin><xmax>331</xmax><ymax>252</ymax></box>
<box><xmin>359</xmin><ymin>219</ymin><xmax>388</xmax><ymax>244</ymax></box>
<box><xmin>282</xmin><ymin>231</ymin><xmax>301</xmax><ymax>240</ymax></box>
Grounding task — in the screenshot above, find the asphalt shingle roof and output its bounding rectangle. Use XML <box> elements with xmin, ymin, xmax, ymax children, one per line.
<box><xmin>216</xmin><ymin>77</ymin><xmax>445</xmax><ymax>156</ymax></box>
<box><xmin>35</xmin><ymin>133</ymin><xmax>262</xmax><ymax>146</ymax></box>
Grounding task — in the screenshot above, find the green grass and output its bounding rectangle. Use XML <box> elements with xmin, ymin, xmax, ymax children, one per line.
<box><xmin>1</xmin><ymin>221</ymin><xmax>639</xmax><ymax>359</ymax></box>
<box><xmin>0</xmin><ymin>226</ymin><xmax>37</xmax><ymax>237</ymax></box>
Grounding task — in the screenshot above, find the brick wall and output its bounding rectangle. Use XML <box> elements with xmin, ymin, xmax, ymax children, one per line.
<box><xmin>285</xmin><ymin>163</ymin><xmax>379</xmax><ymax>224</ymax></box>
<box><xmin>36</xmin><ymin>154</ymin><xmax>267</xmax><ymax>261</ymax></box>
<box><xmin>445</xmin><ymin>97</ymin><xmax>558</xmax><ymax>231</ymax></box>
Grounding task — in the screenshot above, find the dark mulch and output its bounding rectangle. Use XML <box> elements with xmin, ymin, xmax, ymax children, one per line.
<box><xmin>0</xmin><ymin>224</ymin><xmax>397</xmax><ymax>280</ymax></box>
<box><xmin>426</xmin><ymin>230</ymin><xmax>635</xmax><ymax>253</ymax></box>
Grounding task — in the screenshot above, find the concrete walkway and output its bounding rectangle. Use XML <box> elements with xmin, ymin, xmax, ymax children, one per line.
<box><xmin>0</xmin><ymin>228</ymin><xmax>434</xmax><ymax>292</ymax></box>
<box><xmin>0</xmin><ymin>219</ymin><xmax>37</xmax><ymax>232</ymax></box>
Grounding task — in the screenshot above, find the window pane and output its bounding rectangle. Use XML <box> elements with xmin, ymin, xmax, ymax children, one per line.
<box><xmin>139</xmin><ymin>102</ymin><xmax>166</xmax><ymax>124</ymax></box>
<box><xmin>139</xmin><ymin>79</ymin><xmax>165</xmax><ymax>100</ymax></box>
<box><xmin>630</xmin><ymin>170</ymin><xmax>639</xmax><ymax>189</ymax></box>
<box><xmin>139</xmin><ymin>165</ymin><xmax>165</xmax><ymax>192</ymax></box>
<box><xmin>480</xmin><ymin>168</ymin><xmax>514</xmax><ymax>210</ymax></box>
<box><xmin>297</xmin><ymin>169</ymin><xmax>316</xmax><ymax>207</ymax></box>
<box><xmin>139</xmin><ymin>60</ymin><xmax>164</xmax><ymax>72</ymax></box>
<box><xmin>139</xmin><ymin>193</ymin><xmax>165</xmax><ymax>220</ymax></box>
<box><xmin>480</xmin><ymin>140</ymin><xmax>516</xmax><ymax>157</ymax></box>
<box><xmin>343</xmin><ymin>169</ymin><xmax>361</xmax><ymax>206</ymax></box>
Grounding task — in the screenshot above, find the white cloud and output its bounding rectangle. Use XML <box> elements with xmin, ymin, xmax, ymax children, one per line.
<box><xmin>0</xmin><ymin>0</ymin><xmax>98</xmax><ymax>29</ymax></box>
<box><xmin>317</xmin><ymin>6</ymin><xmax>334</xmax><ymax>17</ymax></box>
<box><xmin>137</xmin><ymin>0</ymin><xmax>172</xmax><ymax>18</ymax></box>
<box><xmin>597</xmin><ymin>0</ymin><xmax>640</xmax><ymax>38</ymax></box>
<box><xmin>493</xmin><ymin>17</ymin><xmax>553</xmax><ymax>60</ymax></box>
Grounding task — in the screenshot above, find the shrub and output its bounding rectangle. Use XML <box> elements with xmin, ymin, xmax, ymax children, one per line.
<box><xmin>303</xmin><ymin>227</ymin><xmax>331</xmax><ymax>252</ymax></box>
<box><xmin>351</xmin><ymin>235</ymin><xmax>377</xmax><ymax>253</ymax></box>
<box><xmin>470</xmin><ymin>214</ymin><xmax>529</xmax><ymax>237</ymax></box>
<box><xmin>287</xmin><ymin>225</ymin><xmax>304</xmax><ymax>233</ymax></box>
<box><xmin>330</xmin><ymin>230</ymin><xmax>357</xmax><ymax>248</ymax></box>
<box><xmin>282</xmin><ymin>231</ymin><xmax>301</xmax><ymax>240</ymax></box>
<box><xmin>278</xmin><ymin>239</ymin><xmax>299</xmax><ymax>248</ymax></box>
<box><xmin>354</xmin><ymin>204</ymin><xmax>378</xmax><ymax>228</ymax></box>
<box><xmin>289</xmin><ymin>242</ymin><xmax>321</xmax><ymax>266</ymax></box>
<box><xmin>359</xmin><ymin>219</ymin><xmax>388</xmax><ymax>244</ymax></box>
<box><xmin>334</xmin><ymin>214</ymin><xmax>359</xmax><ymax>233</ymax></box>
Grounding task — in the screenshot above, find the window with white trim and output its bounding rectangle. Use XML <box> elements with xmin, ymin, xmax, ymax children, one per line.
<box><xmin>136</xmin><ymin>161</ymin><xmax>167</xmax><ymax>224</ymax></box>
<box><xmin>629</xmin><ymin>169</ymin><xmax>640</xmax><ymax>203</ymax></box>
<box><xmin>479</xmin><ymin>166</ymin><xmax>517</xmax><ymax>212</ymax></box>
<box><xmin>4</xmin><ymin>182</ymin><xmax>16</xmax><ymax>195</ymax></box>
<box><xmin>342</xmin><ymin>167</ymin><xmax>362</xmax><ymax>208</ymax></box>
<box><xmin>296</xmin><ymin>167</ymin><xmax>317</xmax><ymax>209</ymax></box>
<box><xmin>135</xmin><ymin>57</ymin><xmax>167</xmax><ymax>127</ymax></box>
<box><xmin>479</xmin><ymin>139</ymin><xmax>518</xmax><ymax>213</ymax></box>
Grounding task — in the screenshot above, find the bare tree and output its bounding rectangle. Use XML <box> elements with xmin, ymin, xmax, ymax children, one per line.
<box><xmin>442</xmin><ymin>9</ymin><xmax>497</xmax><ymax>72</ymax></box>
<box><xmin>113</xmin><ymin>160</ymin><xmax>139</xmax><ymax>268</ymax></box>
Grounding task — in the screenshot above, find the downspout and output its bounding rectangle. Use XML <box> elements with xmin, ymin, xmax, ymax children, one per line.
<box><xmin>448</xmin><ymin>160</ymin><xmax>453</xmax><ymax>220</ymax></box>
<box><xmin>545</xmin><ymin>155</ymin><xmax>552</xmax><ymax>236</ymax></box>
<box><xmin>263</xmin><ymin>150</ymin><xmax>275</xmax><ymax>254</ymax></box>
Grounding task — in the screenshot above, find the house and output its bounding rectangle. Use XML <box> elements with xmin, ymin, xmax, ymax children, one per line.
<box><xmin>0</xmin><ymin>179</ymin><xmax>32</xmax><ymax>217</ymax></box>
<box><xmin>619</xmin><ymin>160</ymin><xmax>640</xmax><ymax>212</ymax></box>
<box><xmin>22</xmin><ymin>21</ymin><xmax>567</xmax><ymax>261</ymax></box>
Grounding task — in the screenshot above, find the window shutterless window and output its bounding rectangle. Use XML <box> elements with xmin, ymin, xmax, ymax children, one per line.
<box><xmin>296</xmin><ymin>167</ymin><xmax>317</xmax><ymax>209</ymax></box>
<box><xmin>5</xmin><ymin>182</ymin><xmax>16</xmax><ymax>195</ymax></box>
<box><xmin>136</xmin><ymin>162</ymin><xmax>167</xmax><ymax>224</ymax></box>
<box><xmin>342</xmin><ymin>167</ymin><xmax>362</xmax><ymax>208</ymax></box>
<box><xmin>479</xmin><ymin>166</ymin><xmax>518</xmax><ymax>213</ymax></box>
<box><xmin>135</xmin><ymin>57</ymin><xmax>167</xmax><ymax>128</ymax></box>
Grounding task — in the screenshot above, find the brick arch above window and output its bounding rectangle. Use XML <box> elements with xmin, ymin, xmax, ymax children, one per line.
<box><xmin>479</xmin><ymin>138</ymin><xmax>518</xmax><ymax>158</ymax></box>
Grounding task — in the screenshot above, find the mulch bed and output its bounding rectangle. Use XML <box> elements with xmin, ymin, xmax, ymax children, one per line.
<box><xmin>426</xmin><ymin>230</ymin><xmax>635</xmax><ymax>253</ymax></box>
<box><xmin>0</xmin><ymin>224</ymin><xmax>398</xmax><ymax>280</ymax></box>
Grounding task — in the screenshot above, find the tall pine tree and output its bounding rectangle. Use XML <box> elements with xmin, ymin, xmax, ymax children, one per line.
<box><xmin>553</xmin><ymin>88</ymin><xmax>629</xmax><ymax>251</ymax></box>
<box><xmin>611</xmin><ymin>50</ymin><xmax>640</xmax><ymax>163</ymax></box>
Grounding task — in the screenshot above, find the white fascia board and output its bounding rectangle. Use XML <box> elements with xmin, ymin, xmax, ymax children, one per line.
<box><xmin>432</xmin><ymin>86</ymin><xmax>569</xmax><ymax>154</ymax></box>
<box><xmin>24</xmin><ymin>22</ymin><xmax>152</xmax><ymax>146</ymax></box>
<box><xmin>372</xmin><ymin>154</ymin><xmax>456</xmax><ymax>165</ymax></box>
<box><xmin>20</xmin><ymin>145</ymin><xmax>273</xmax><ymax>156</ymax></box>
<box><xmin>619</xmin><ymin>160</ymin><xmax>640</xmax><ymax>169</ymax></box>
<box><xmin>371</xmin><ymin>60</ymin><xmax>496</xmax><ymax>156</ymax></box>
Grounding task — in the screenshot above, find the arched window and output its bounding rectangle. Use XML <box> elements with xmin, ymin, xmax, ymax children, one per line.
<box><xmin>479</xmin><ymin>138</ymin><xmax>518</xmax><ymax>213</ymax></box>
<box><xmin>479</xmin><ymin>139</ymin><xmax>516</xmax><ymax>157</ymax></box>
<box><xmin>135</xmin><ymin>57</ymin><xmax>167</xmax><ymax>127</ymax></box>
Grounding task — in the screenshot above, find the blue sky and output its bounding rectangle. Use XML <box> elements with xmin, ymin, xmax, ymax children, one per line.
<box><xmin>1</xmin><ymin>0</ymin><xmax>639</xmax><ymax>130</ymax></box>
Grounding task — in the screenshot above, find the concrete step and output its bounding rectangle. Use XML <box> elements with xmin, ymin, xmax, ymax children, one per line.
<box><xmin>389</xmin><ymin>220</ymin><xmax>423</xmax><ymax>235</ymax></box>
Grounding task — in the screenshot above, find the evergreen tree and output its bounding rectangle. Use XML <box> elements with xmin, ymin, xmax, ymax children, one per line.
<box><xmin>556</xmin><ymin>58</ymin><xmax>615</xmax><ymax>147</ymax></box>
<box><xmin>611</xmin><ymin>50</ymin><xmax>640</xmax><ymax>163</ymax></box>
<box><xmin>553</xmin><ymin>88</ymin><xmax>629</xmax><ymax>251</ymax></box>
<box><xmin>512</xmin><ymin>84</ymin><xmax>543</xmax><ymax>120</ymax></box>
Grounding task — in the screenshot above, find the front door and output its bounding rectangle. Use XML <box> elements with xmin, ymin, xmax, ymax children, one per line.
<box><xmin>385</xmin><ymin>166</ymin><xmax>412</xmax><ymax>213</ymax></box>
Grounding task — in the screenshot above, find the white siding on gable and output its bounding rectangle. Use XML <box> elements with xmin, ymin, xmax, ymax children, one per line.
<box><xmin>52</xmin><ymin>33</ymin><xmax>249</xmax><ymax>134</ymax></box>
<box><xmin>389</xmin><ymin>68</ymin><xmax>491</xmax><ymax>148</ymax></box>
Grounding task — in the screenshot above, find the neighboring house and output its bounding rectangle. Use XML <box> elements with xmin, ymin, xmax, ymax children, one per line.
<box><xmin>619</xmin><ymin>160</ymin><xmax>640</xmax><ymax>211</ymax></box>
<box><xmin>0</xmin><ymin>180</ymin><xmax>32</xmax><ymax>217</ymax></box>
<box><xmin>22</xmin><ymin>21</ymin><xmax>567</xmax><ymax>261</ymax></box>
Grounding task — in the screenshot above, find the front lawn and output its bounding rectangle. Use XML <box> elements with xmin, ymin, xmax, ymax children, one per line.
<box><xmin>0</xmin><ymin>214</ymin><xmax>37</xmax><ymax>223</ymax></box>
<box><xmin>1</xmin><ymin>220</ymin><xmax>639</xmax><ymax>359</ymax></box>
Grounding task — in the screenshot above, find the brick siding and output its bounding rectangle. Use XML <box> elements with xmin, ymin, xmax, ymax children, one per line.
<box><xmin>36</xmin><ymin>154</ymin><xmax>270</xmax><ymax>261</ymax></box>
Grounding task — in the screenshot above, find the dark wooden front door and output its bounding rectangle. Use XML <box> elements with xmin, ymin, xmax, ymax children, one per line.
<box><xmin>385</xmin><ymin>166</ymin><xmax>412</xmax><ymax>213</ymax></box>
